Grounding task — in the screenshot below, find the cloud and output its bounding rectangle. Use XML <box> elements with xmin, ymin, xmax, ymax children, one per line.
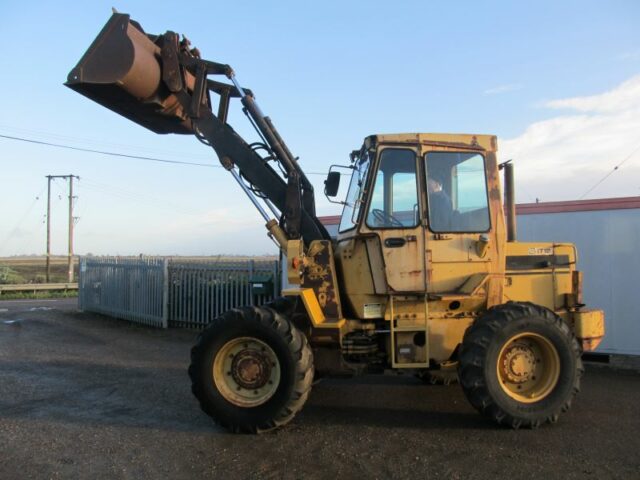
<box><xmin>483</xmin><ymin>83</ymin><xmax>523</xmax><ymax>96</ymax></box>
<box><xmin>617</xmin><ymin>50</ymin><xmax>640</xmax><ymax>61</ymax></box>
<box><xmin>544</xmin><ymin>75</ymin><xmax>640</xmax><ymax>113</ymax></box>
<box><xmin>482</xmin><ymin>83</ymin><xmax>524</xmax><ymax>95</ymax></box>
<box><xmin>501</xmin><ymin>74</ymin><xmax>640</xmax><ymax>202</ymax></box>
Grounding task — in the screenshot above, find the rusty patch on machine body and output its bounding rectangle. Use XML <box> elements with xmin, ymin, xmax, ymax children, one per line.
<box><xmin>302</xmin><ymin>240</ymin><xmax>342</xmax><ymax>321</ymax></box>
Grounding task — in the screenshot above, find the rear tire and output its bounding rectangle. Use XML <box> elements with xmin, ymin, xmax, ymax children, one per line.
<box><xmin>189</xmin><ymin>306</ymin><xmax>314</xmax><ymax>433</ymax></box>
<box><xmin>458</xmin><ymin>302</ymin><xmax>582</xmax><ymax>428</ymax></box>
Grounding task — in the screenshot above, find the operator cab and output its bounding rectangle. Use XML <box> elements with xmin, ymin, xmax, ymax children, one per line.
<box><xmin>336</xmin><ymin>134</ymin><xmax>494</xmax><ymax>239</ymax></box>
<box><xmin>330</xmin><ymin>133</ymin><xmax>503</xmax><ymax>319</ymax></box>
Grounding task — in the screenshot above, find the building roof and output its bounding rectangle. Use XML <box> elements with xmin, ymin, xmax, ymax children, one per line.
<box><xmin>517</xmin><ymin>196</ymin><xmax>640</xmax><ymax>215</ymax></box>
<box><xmin>318</xmin><ymin>196</ymin><xmax>640</xmax><ymax>225</ymax></box>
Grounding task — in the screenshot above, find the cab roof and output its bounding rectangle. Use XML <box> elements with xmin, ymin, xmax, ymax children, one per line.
<box><xmin>365</xmin><ymin>133</ymin><xmax>498</xmax><ymax>152</ymax></box>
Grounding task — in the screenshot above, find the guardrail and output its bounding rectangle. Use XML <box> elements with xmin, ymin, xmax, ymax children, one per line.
<box><xmin>0</xmin><ymin>283</ymin><xmax>78</xmax><ymax>295</ymax></box>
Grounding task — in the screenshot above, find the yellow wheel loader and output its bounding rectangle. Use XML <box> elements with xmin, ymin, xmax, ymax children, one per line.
<box><xmin>66</xmin><ymin>12</ymin><xmax>605</xmax><ymax>432</ymax></box>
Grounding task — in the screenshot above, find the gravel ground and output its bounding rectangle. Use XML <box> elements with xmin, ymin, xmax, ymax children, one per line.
<box><xmin>0</xmin><ymin>299</ymin><xmax>639</xmax><ymax>479</ymax></box>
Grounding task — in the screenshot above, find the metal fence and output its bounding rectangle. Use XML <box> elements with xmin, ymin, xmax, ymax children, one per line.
<box><xmin>168</xmin><ymin>260</ymin><xmax>279</xmax><ymax>329</ymax></box>
<box><xmin>79</xmin><ymin>257</ymin><xmax>168</xmax><ymax>327</ymax></box>
<box><xmin>79</xmin><ymin>257</ymin><xmax>279</xmax><ymax>329</ymax></box>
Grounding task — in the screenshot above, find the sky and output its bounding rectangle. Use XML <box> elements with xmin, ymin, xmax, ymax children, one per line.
<box><xmin>1</xmin><ymin>0</ymin><xmax>639</xmax><ymax>256</ymax></box>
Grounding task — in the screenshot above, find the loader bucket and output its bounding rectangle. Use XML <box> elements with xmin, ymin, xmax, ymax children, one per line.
<box><xmin>65</xmin><ymin>12</ymin><xmax>193</xmax><ymax>134</ymax></box>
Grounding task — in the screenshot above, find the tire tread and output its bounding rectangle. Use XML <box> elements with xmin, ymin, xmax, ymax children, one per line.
<box><xmin>458</xmin><ymin>301</ymin><xmax>582</xmax><ymax>429</ymax></box>
<box><xmin>189</xmin><ymin>305</ymin><xmax>314</xmax><ymax>433</ymax></box>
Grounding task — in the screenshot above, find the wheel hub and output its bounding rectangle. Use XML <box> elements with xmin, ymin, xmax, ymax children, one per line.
<box><xmin>496</xmin><ymin>332</ymin><xmax>561</xmax><ymax>403</ymax></box>
<box><xmin>502</xmin><ymin>344</ymin><xmax>536</xmax><ymax>383</ymax></box>
<box><xmin>212</xmin><ymin>337</ymin><xmax>281</xmax><ymax>407</ymax></box>
<box><xmin>231</xmin><ymin>349</ymin><xmax>272</xmax><ymax>390</ymax></box>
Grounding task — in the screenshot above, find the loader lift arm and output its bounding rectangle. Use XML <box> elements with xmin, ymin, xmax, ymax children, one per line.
<box><xmin>65</xmin><ymin>12</ymin><xmax>330</xmax><ymax>246</ymax></box>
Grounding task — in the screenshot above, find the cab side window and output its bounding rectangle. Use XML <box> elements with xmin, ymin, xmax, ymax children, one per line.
<box><xmin>367</xmin><ymin>149</ymin><xmax>419</xmax><ymax>228</ymax></box>
<box><xmin>425</xmin><ymin>152</ymin><xmax>490</xmax><ymax>232</ymax></box>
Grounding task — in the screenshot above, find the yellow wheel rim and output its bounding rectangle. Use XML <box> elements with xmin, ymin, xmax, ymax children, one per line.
<box><xmin>213</xmin><ymin>337</ymin><xmax>280</xmax><ymax>407</ymax></box>
<box><xmin>496</xmin><ymin>332</ymin><xmax>560</xmax><ymax>403</ymax></box>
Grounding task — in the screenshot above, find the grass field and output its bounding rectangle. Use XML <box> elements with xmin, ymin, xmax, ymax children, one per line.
<box><xmin>0</xmin><ymin>255</ymin><xmax>277</xmax><ymax>285</ymax></box>
<box><xmin>0</xmin><ymin>256</ymin><xmax>79</xmax><ymax>284</ymax></box>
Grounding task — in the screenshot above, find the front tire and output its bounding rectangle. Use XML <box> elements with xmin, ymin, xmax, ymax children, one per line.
<box><xmin>458</xmin><ymin>302</ymin><xmax>582</xmax><ymax>428</ymax></box>
<box><xmin>189</xmin><ymin>306</ymin><xmax>314</xmax><ymax>433</ymax></box>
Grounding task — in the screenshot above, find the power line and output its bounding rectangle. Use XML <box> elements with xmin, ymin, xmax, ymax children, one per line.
<box><xmin>0</xmin><ymin>124</ymin><xmax>215</xmax><ymax>160</ymax></box>
<box><xmin>51</xmin><ymin>176</ymin><xmax>68</xmax><ymax>199</ymax></box>
<box><xmin>0</xmin><ymin>187</ymin><xmax>45</xmax><ymax>254</ymax></box>
<box><xmin>0</xmin><ymin>133</ymin><xmax>329</xmax><ymax>175</ymax></box>
<box><xmin>0</xmin><ymin>133</ymin><xmax>218</xmax><ymax>168</ymax></box>
<box><xmin>80</xmin><ymin>178</ymin><xmax>198</xmax><ymax>215</ymax></box>
<box><xmin>579</xmin><ymin>142</ymin><xmax>640</xmax><ymax>199</ymax></box>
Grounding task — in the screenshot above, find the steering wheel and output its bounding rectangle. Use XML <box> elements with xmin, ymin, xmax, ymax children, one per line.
<box><xmin>371</xmin><ymin>208</ymin><xmax>404</xmax><ymax>228</ymax></box>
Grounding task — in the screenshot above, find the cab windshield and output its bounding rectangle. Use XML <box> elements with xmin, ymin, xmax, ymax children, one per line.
<box><xmin>339</xmin><ymin>154</ymin><xmax>371</xmax><ymax>232</ymax></box>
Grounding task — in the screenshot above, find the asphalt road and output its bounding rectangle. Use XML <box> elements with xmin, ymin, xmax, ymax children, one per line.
<box><xmin>0</xmin><ymin>299</ymin><xmax>639</xmax><ymax>479</ymax></box>
<box><xmin>0</xmin><ymin>297</ymin><xmax>77</xmax><ymax>313</ymax></box>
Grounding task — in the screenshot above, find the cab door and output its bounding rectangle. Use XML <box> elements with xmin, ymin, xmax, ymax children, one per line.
<box><xmin>361</xmin><ymin>147</ymin><xmax>425</xmax><ymax>292</ymax></box>
<box><xmin>423</xmin><ymin>149</ymin><xmax>495</xmax><ymax>296</ymax></box>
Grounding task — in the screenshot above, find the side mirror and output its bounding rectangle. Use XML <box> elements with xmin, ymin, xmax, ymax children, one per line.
<box><xmin>324</xmin><ymin>171</ymin><xmax>341</xmax><ymax>197</ymax></box>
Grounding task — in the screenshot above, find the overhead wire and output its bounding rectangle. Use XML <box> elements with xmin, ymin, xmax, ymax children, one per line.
<box><xmin>51</xmin><ymin>176</ymin><xmax>68</xmax><ymax>200</ymax></box>
<box><xmin>0</xmin><ymin>133</ymin><xmax>329</xmax><ymax>175</ymax></box>
<box><xmin>0</xmin><ymin>124</ymin><xmax>214</xmax><ymax>160</ymax></box>
<box><xmin>0</xmin><ymin>187</ymin><xmax>46</xmax><ymax>253</ymax></box>
<box><xmin>579</xmin><ymin>142</ymin><xmax>640</xmax><ymax>199</ymax></box>
<box><xmin>80</xmin><ymin>178</ymin><xmax>200</xmax><ymax>215</ymax></box>
<box><xmin>0</xmin><ymin>133</ymin><xmax>218</xmax><ymax>168</ymax></box>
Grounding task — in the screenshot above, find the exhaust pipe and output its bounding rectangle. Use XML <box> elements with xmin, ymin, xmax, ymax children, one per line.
<box><xmin>504</xmin><ymin>161</ymin><xmax>517</xmax><ymax>242</ymax></box>
<box><xmin>65</xmin><ymin>12</ymin><xmax>201</xmax><ymax>134</ymax></box>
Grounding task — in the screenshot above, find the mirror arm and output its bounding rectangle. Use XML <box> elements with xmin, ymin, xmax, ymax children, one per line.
<box><xmin>323</xmin><ymin>164</ymin><xmax>354</xmax><ymax>204</ymax></box>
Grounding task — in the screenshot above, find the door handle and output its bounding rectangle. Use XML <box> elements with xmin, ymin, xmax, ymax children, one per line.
<box><xmin>384</xmin><ymin>237</ymin><xmax>406</xmax><ymax>248</ymax></box>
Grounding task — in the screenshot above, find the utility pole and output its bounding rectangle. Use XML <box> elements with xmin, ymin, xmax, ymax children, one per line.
<box><xmin>45</xmin><ymin>175</ymin><xmax>79</xmax><ymax>283</ymax></box>
<box><xmin>45</xmin><ymin>176</ymin><xmax>52</xmax><ymax>282</ymax></box>
<box><xmin>67</xmin><ymin>175</ymin><xmax>76</xmax><ymax>282</ymax></box>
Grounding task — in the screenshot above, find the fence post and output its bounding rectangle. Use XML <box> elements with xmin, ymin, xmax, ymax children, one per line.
<box><xmin>162</xmin><ymin>258</ymin><xmax>169</xmax><ymax>329</ymax></box>
<box><xmin>273</xmin><ymin>259</ymin><xmax>279</xmax><ymax>298</ymax></box>
<box><xmin>249</xmin><ymin>259</ymin><xmax>255</xmax><ymax>306</ymax></box>
<box><xmin>78</xmin><ymin>257</ymin><xmax>85</xmax><ymax>311</ymax></box>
